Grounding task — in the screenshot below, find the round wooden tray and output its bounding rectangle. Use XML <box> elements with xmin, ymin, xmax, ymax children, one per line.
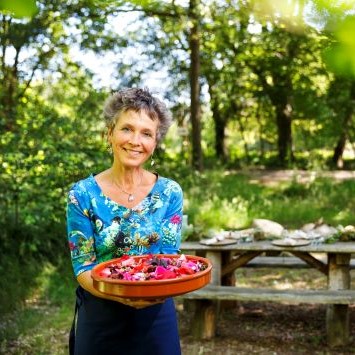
<box><xmin>91</xmin><ymin>254</ymin><xmax>212</xmax><ymax>299</ymax></box>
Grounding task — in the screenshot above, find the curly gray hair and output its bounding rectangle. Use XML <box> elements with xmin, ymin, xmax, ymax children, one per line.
<box><xmin>103</xmin><ymin>87</ymin><xmax>172</xmax><ymax>143</ymax></box>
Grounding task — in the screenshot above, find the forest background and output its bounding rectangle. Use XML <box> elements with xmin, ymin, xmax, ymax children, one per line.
<box><xmin>0</xmin><ymin>0</ymin><xmax>355</xmax><ymax>346</ymax></box>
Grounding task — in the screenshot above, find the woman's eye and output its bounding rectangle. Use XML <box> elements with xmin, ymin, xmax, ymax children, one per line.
<box><xmin>121</xmin><ymin>127</ymin><xmax>130</xmax><ymax>132</ymax></box>
<box><xmin>143</xmin><ymin>132</ymin><xmax>153</xmax><ymax>137</ymax></box>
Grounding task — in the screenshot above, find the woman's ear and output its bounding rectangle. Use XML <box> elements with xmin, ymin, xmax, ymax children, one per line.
<box><xmin>106</xmin><ymin>126</ymin><xmax>113</xmax><ymax>144</ymax></box>
<box><xmin>106</xmin><ymin>129</ymin><xmax>113</xmax><ymax>154</ymax></box>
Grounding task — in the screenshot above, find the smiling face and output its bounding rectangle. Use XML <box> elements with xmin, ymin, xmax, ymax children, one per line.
<box><xmin>108</xmin><ymin>109</ymin><xmax>158</xmax><ymax>168</ymax></box>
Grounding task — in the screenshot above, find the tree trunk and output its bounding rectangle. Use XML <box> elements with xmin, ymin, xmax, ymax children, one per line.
<box><xmin>256</xmin><ymin>107</ymin><xmax>265</xmax><ymax>159</ymax></box>
<box><xmin>206</xmin><ymin>72</ymin><xmax>228</xmax><ymax>161</ymax></box>
<box><xmin>189</xmin><ymin>0</ymin><xmax>203</xmax><ymax>171</ymax></box>
<box><xmin>213</xmin><ymin>109</ymin><xmax>227</xmax><ymax>161</ymax></box>
<box><xmin>275</xmin><ymin>105</ymin><xmax>293</xmax><ymax>164</ymax></box>
<box><xmin>208</xmin><ymin>84</ymin><xmax>227</xmax><ymax>160</ymax></box>
<box><xmin>0</xmin><ymin>65</ymin><xmax>18</xmax><ymax>133</ymax></box>
<box><xmin>333</xmin><ymin>135</ymin><xmax>347</xmax><ymax>169</ymax></box>
<box><xmin>235</xmin><ymin>112</ymin><xmax>250</xmax><ymax>162</ymax></box>
<box><xmin>332</xmin><ymin>81</ymin><xmax>355</xmax><ymax>168</ymax></box>
<box><xmin>253</xmin><ymin>67</ymin><xmax>294</xmax><ymax>167</ymax></box>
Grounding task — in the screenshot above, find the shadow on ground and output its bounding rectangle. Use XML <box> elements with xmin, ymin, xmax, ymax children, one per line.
<box><xmin>178</xmin><ymin>301</ymin><xmax>355</xmax><ymax>355</ymax></box>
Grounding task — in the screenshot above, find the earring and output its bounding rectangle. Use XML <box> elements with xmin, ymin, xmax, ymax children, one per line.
<box><xmin>150</xmin><ymin>155</ymin><xmax>155</xmax><ymax>167</ymax></box>
<box><xmin>107</xmin><ymin>145</ymin><xmax>113</xmax><ymax>154</ymax></box>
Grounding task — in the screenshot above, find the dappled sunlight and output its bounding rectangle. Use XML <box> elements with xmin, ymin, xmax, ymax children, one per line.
<box><xmin>193</xmin><ymin>194</ymin><xmax>250</xmax><ymax>231</ymax></box>
<box><xmin>26</xmin><ymin>263</ymin><xmax>57</xmax><ymax>305</ymax></box>
<box><xmin>183</xmin><ymin>170</ymin><xmax>354</xmax><ymax>237</ymax></box>
<box><xmin>179</xmin><ymin>298</ymin><xmax>355</xmax><ymax>353</ymax></box>
<box><xmin>0</xmin><ymin>259</ymin><xmax>74</xmax><ymax>354</ymax></box>
<box><xmin>235</xmin><ymin>268</ymin><xmax>327</xmax><ymax>290</ymax></box>
<box><xmin>251</xmin><ymin>0</ymin><xmax>309</xmax><ymax>37</ymax></box>
<box><xmin>252</xmin><ymin>0</ymin><xmax>355</xmax><ymax>77</ymax></box>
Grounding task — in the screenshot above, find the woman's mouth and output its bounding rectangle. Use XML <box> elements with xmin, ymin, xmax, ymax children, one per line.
<box><xmin>123</xmin><ymin>148</ymin><xmax>142</xmax><ymax>156</ymax></box>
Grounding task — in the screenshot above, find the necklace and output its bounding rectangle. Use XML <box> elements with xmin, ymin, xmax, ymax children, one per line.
<box><xmin>112</xmin><ymin>172</ymin><xmax>143</xmax><ymax>202</ymax></box>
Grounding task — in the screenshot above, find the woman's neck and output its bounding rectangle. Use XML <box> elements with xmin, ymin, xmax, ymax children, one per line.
<box><xmin>109</xmin><ymin>166</ymin><xmax>144</xmax><ymax>189</ymax></box>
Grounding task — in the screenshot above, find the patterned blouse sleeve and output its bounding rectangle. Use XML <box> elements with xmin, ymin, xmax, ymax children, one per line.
<box><xmin>160</xmin><ymin>181</ymin><xmax>183</xmax><ymax>254</ymax></box>
<box><xmin>66</xmin><ymin>183</ymin><xmax>97</xmax><ymax>277</ymax></box>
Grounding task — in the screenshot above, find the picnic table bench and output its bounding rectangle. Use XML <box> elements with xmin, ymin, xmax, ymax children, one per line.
<box><xmin>243</xmin><ymin>255</ymin><xmax>355</xmax><ymax>269</ymax></box>
<box><xmin>179</xmin><ymin>241</ymin><xmax>355</xmax><ymax>347</ymax></box>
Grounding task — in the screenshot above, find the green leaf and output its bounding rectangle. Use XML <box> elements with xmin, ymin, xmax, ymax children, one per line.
<box><xmin>0</xmin><ymin>0</ymin><xmax>38</xmax><ymax>18</ymax></box>
<box><xmin>323</xmin><ymin>16</ymin><xmax>355</xmax><ymax>77</ymax></box>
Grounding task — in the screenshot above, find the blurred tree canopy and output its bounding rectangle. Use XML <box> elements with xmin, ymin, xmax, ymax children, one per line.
<box><xmin>0</xmin><ymin>0</ymin><xmax>354</xmax><ymax>258</ymax></box>
<box><xmin>0</xmin><ymin>0</ymin><xmax>37</xmax><ymax>18</ymax></box>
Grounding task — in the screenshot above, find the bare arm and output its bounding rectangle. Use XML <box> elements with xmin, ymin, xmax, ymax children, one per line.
<box><xmin>77</xmin><ymin>270</ymin><xmax>164</xmax><ymax>308</ymax></box>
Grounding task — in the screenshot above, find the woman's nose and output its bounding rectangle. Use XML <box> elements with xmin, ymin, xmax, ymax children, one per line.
<box><xmin>128</xmin><ymin>132</ymin><xmax>141</xmax><ymax>145</ymax></box>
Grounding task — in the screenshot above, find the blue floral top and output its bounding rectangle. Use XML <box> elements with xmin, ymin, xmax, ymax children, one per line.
<box><xmin>66</xmin><ymin>174</ymin><xmax>183</xmax><ymax>277</ymax></box>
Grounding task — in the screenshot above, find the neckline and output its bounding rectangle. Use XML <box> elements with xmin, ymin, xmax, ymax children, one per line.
<box><xmin>90</xmin><ymin>173</ymin><xmax>160</xmax><ymax>210</ymax></box>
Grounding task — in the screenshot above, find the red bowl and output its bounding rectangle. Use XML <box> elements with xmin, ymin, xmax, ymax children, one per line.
<box><xmin>91</xmin><ymin>254</ymin><xmax>212</xmax><ymax>299</ymax></box>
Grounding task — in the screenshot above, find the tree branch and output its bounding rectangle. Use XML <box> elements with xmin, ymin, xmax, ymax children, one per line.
<box><xmin>109</xmin><ymin>3</ymin><xmax>185</xmax><ymax>18</ymax></box>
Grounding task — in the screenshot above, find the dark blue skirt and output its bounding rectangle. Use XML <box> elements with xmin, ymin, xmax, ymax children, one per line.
<box><xmin>70</xmin><ymin>287</ymin><xmax>181</xmax><ymax>355</ymax></box>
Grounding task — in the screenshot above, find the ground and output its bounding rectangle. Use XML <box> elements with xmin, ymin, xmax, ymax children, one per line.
<box><xmin>178</xmin><ymin>301</ymin><xmax>355</xmax><ymax>354</ymax></box>
<box><xmin>241</xmin><ymin>169</ymin><xmax>355</xmax><ymax>186</ymax></box>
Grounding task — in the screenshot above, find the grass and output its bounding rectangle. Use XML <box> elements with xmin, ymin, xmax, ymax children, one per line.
<box><xmin>0</xmin><ymin>168</ymin><xmax>354</xmax><ymax>353</ymax></box>
<box><xmin>0</xmin><ymin>257</ymin><xmax>76</xmax><ymax>354</ymax></box>
<box><xmin>180</xmin><ymin>170</ymin><xmax>355</xmax><ymax>235</ymax></box>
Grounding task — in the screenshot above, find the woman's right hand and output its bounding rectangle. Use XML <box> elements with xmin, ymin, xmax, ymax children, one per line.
<box><xmin>113</xmin><ymin>297</ymin><xmax>166</xmax><ymax>309</ymax></box>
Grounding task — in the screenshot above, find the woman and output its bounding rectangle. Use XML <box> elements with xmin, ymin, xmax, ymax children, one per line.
<box><xmin>66</xmin><ymin>88</ymin><xmax>183</xmax><ymax>355</ymax></box>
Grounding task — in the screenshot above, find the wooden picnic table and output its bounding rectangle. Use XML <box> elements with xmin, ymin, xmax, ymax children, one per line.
<box><xmin>180</xmin><ymin>241</ymin><xmax>355</xmax><ymax>347</ymax></box>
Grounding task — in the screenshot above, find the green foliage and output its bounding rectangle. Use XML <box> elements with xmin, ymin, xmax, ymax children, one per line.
<box><xmin>0</xmin><ymin>0</ymin><xmax>37</xmax><ymax>18</ymax></box>
<box><xmin>0</xmin><ymin>257</ymin><xmax>75</xmax><ymax>354</ymax></box>
<box><xmin>250</xmin><ymin>177</ymin><xmax>355</xmax><ymax>228</ymax></box>
<box><xmin>0</xmin><ymin>66</ymin><xmax>110</xmax><ymax>261</ymax></box>
<box><xmin>0</xmin><ymin>253</ymin><xmax>41</xmax><ymax>316</ymax></box>
<box><xmin>32</xmin><ymin>257</ymin><xmax>76</xmax><ymax>307</ymax></box>
<box><xmin>191</xmin><ymin>194</ymin><xmax>250</xmax><ymax>233</ymax></box>
<box><xmin>172</xmin><ymin>168</ymin><xmax>355</xmax><ymax>237</ymax></box>
<box><xmin>322</xmin><ymin>15</ymin><xmax>355</xmax><ymax>77</ymax></box>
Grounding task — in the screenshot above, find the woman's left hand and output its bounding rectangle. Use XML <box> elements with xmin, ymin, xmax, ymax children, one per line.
<box><xmin>77</xmin><ymin>270</ymin><xmax>165</xmax><ymax>308</ymax></box>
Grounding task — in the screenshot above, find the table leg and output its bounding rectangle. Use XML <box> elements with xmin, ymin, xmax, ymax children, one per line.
<box><xmin>208</xmin><ymin>251</ymin><xmax>222</xmax><ymax>285</ymax></box>
<box><xmin>221</xmin><ymin>251</ymin><xmax>237</xmax><ymax>310</ymax></box>
<box><xmin>191</xmin><ymin>251</ymin><xmax>221</xmax><ymax>339</ymax></box>
<box><xmin>222</xmin><ymin>251</ymin><xmax>236</xmax><ymax>286</ymax></box>
<box><xmin>326</xmin><ymin>253</ymin><xmax>351</xmax><ymax>347</ymax></box>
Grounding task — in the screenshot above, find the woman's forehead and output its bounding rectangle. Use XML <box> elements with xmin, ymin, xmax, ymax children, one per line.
<box><xmin>116</xmin><ymin>110</ymin><xmax>159</xmax><ymax>128</ymax></box>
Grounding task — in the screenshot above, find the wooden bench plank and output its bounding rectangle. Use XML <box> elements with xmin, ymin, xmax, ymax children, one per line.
<box><xmin>180</xmin><ymin>285</ymin><xmax>355</xmax><ymax>305</ymax></box>
<box><xmin>245</xmin><ymin>256</ymin><xmax>310</xmax><ymax>268</ymax></box>
<box><xmin>241</xmin><ymin>256</ymin><xmax>355</xmax><ymax>269</ymax></box>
